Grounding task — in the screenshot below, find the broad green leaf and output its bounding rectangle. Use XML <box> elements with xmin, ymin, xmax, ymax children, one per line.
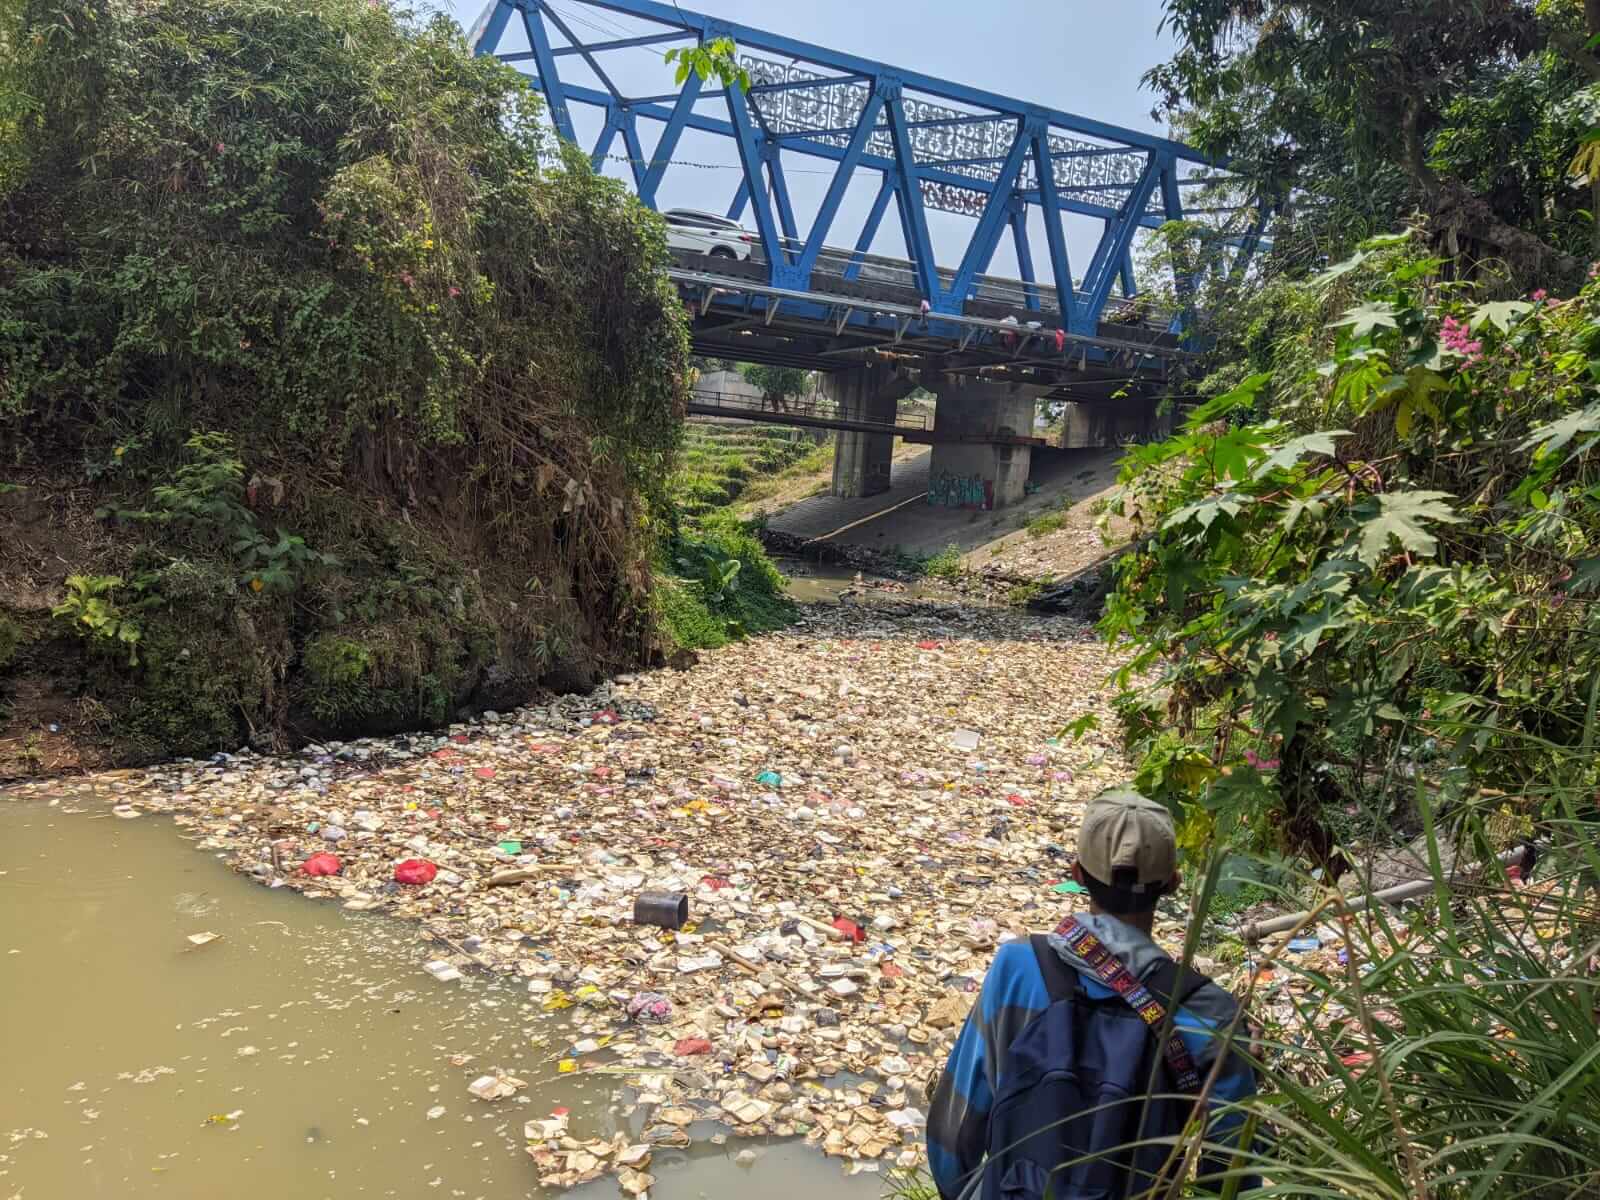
<box><xmin>1251</xmin><ymin>430</ymin><xmax>1350</xmax><ymax>479</ymax></box>
<box><xmin>1565</xmin><ymin>558</ymin><xmax>1600</xmax><ymax>594</ymax></box>
<box><xmin>1280</xmin><ymin>496</ymin><xmax>1327</xmax><ymax>534</ymax></box>
<box><xmin>1210</xmin><ymin>426</ymin><xmax>1273</xmax><ymax>480</ymax></box>
<box><xmin>1332</xmin><ymin>358</ymin><xmax>1387</xmax><ymax>409</ymax></box>
<box><xmin>1391</xmin><ymin>255</ymin><xmax>1447</xmax><ymax>283</ymax></box>
<box><xmin>1278</xmin><ymin>560</ymin><xmax>1358</xmax><ymax>615</ymax></box>
<box><xmin>1251</xmin><ymin>671</ymin><xmax>1323</xmax><ymax>742</ymax></box>
<box><xmin>1162</xmin><ymin>493</ymin><xmax>1244</xmax><ymax>533</ymax></box>
<box><xmin>1519</xmin><ymin>402</ymin><xmax>1600</xmax><ymax>459</ymax></box>
<box><xmin>1200</xmin><ymin>767</ymin><xmax>1276</xmax><ymax>814</ymax></box>
<box><xmin>1331</xmin><ymin>301</ymin><xmax>1399</xmax><ymax>339</ymax></box>
<box><xmin>1405</xmin><ymin>366</ymin><xmax>1448</xmax><ymax>414</ymax></box>
<box><xmin>1330</xmin><ymin>678</ymin><xmax>1387</xmax><ymax>737</ymax></box>
<box><xmin>1288</xmin><ymin>600</ymin><xmax>1350</xmax><ymax>656</ymax></box>
<box><xmin>1162</xmin><ymin>554</ymin><xmax>1210</xmax><ymax>612</ymax></box>
<box><xmin>1469</xmin><ymin>300</ymin><xmax>1532</xmax><ymax>333</ymax></box>
<box><xmin>1313</xmin><ymin>249</ymin><xmax>1369</xmax><ymax>287</ymax></box>
<box><xmin>1352</xmin><ymin>490</ymin><xmax>1462</xmax><ymax>565</ymax></box>
<box><xmin>1182</xmin><ymin>372</ymin><xmax>1270</xmax><ymax>429</ymax></box>
<box><xmin>1061</xmin><ymin>712</ymin><xmax>1099</xmax><ymax>741</ymax></box>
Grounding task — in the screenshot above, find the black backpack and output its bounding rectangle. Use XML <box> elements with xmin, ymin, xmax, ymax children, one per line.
<box><xmin>976</xmin><ymin>935</ymin><xmax>1222</xmax><ymax>1200</ymax></box>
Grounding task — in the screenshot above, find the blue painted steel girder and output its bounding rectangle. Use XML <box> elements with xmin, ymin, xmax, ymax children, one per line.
<box><xmin>469</xmin><ymin>0</ymin><xmax>1256</xmax><ymax>333</ymax></box>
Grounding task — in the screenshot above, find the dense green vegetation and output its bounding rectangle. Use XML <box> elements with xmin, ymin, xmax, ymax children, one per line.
<box><xmin>1149</xmin><ymin>0</ymin><xmax>1600</xmax><ymax>284</ymax></box>
<box><xmin>0</xmin><ymin>0</ymin><xmax>691</xmax><ymax>764</ymax></box>
<box><xmin>1110</xmin><ymin>1</ymin><xmax>1600</xmax><ymax>871</ymax></box>
<box><xmin>1107</xmin><ymin>236</ymin><xmax>1600</xmax><ymax>864</ymax></box>
<box><xmin>654</xmin><ymin>511</ymin><xmax>794</xmax><ymax>651</ymax></box>
<box><xmin>669</xmin><ymin>424</ymin><xmax>821</xmax><ymax>518</ymax></box>
<box><xmin>1039</xmin><ymin>7</ymin><xmax>1600</xmax><ymax>1192</ymax></box>
<box><xmin>653</xmin><ymin>422</ymin><xmax>824</xmax><ymax>651</ymax></box>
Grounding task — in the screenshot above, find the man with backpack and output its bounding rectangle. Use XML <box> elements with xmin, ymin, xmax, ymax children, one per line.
<box><xmin>926</xmin><ymin>789</ymin><xmax>1257</xmax><ymax>1199</ymax></box>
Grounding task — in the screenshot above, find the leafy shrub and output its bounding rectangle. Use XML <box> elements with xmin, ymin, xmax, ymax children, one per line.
<box><xmin>1025</xmin><ymin>511</ymin><xmax>1066</xmax><ymax>537</ymax></box>
<box><xmin>106</xmin><ymin>432</ymin><xmax>338</xmax><ymax>593</ymax></box>
<box><xmin>659</xmin><ymin>511</ymin><xmax>793</xmax><ymax>649</ymax></box>
<box><xmin>1006</xmin><ymin>580</ymin><xmax>1044</xmax><ymax>607</ymax></box>
<box><xmin>0</xmin><ymin>614</ymin><xmax>25</xmax><ymax>670</ymax></box>
<box><xmin>0</xmin><ymin>0</ymin><xmax>694</xmax><ymax>756</ymax></box>
<box><xmin>1103</xmin><ymin>233</ymin><xmax>1600</xmax><ymax>861</ymax></box>
<box><xmin>51</xmin><ymin>575</ymin><xmax>144</xmax><ymax>665</ymax></box>
<box><xmin>922</xmin><ymin>544</ymin><xmax>964</xmax><ymax>579</ymax></box>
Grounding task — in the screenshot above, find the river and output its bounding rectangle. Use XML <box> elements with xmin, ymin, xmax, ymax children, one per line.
<box><xmin>0</xmin><ymin>796</ymin><xmax>883</xmax><ymax>1200</ymax></box>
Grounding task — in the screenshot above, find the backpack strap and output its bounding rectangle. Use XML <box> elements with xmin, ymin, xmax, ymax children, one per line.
<box><xmin>1142</xmin><ymin>956</ymin><xmax>1214</xmax><ymax>1014</ymax></box>
<box><xmin>1052</xmin><ymin>916</ymin><xmax>1205</xmax><ymax>1093</ymax></box>
<box><xmin>1028</xmin><ymin>933</ymin><xmax>1081</xmax><ymax>1002</ymax></box>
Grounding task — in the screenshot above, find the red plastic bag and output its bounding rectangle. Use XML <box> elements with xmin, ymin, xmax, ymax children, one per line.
<box><xmin>832</xmin><ymin>916</ymin><xmax>865</xmax><ymax>943</ymax></box>
<box><xmin>673</xmin><ymin>1037</ymin><xmax>712</xmax><ymax>1057</ymax></box>
<box><xmin>301</xmin><ymin>852</ymin><xmax>342</xmax><ymax>877</ymax></box>
<box><xmin>394</xmin><ymin>858</ymin><xmax>437</xmax><ymax>886</ymax></box>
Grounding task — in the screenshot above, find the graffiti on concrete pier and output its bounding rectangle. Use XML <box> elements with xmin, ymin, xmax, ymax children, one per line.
<box><xmin>927</xmin><ymin>472</ymin><xmax>993</xmax><ymax>511</ymax></box>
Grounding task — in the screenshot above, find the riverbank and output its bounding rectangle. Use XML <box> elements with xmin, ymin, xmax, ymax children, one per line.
<box><xmin>5</xmin><ymin>597</ymin><xmax>1152</xmax><ymax>1192</ymax></box>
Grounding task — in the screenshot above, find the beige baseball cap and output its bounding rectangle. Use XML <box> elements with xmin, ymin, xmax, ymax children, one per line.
<box><xmin>1077</xmin><ymin>789</ymin><xmax>1178</xmax><ymax>892</ymax></box>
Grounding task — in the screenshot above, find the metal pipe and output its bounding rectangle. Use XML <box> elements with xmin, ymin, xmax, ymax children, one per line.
<box><xmin>1240</xmin><ymin>846</ymin><xmax>1526</xmax><ymax>944</ymax></box>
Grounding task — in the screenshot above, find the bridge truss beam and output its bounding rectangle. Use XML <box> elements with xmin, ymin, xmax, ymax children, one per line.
<box><xmin>469</xmin><ymin>0</ymin><xmax>1261</xmax><ymax>336</ymax></box>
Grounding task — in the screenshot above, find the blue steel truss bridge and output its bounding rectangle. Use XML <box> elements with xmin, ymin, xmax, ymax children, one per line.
<box><xmin>470</xmin><ymin>0</ymin><xmax>1267</xmax><ymax>507</ymax></box>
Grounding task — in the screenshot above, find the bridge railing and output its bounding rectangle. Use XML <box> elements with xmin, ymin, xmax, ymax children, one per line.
<box><xmin>722</xmin><ymin>234</ymin><xmax>1167</xmax><ymax>328</ymax></box>
<box><xmin>689</xmin><ymin>389</ymin><xmax>932</xmax><ymax>434</ymax></box>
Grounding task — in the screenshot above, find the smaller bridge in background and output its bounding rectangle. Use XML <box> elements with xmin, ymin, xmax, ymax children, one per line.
<box><xmin>687</xmin><ymin>388</ymin><xmax>1046</xmax><ymax>448</ymax></box>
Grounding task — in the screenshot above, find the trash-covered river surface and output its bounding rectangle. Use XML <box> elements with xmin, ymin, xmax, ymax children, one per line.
<box><xmin>0</xmin><ymin>799</ymin><xmax>879</xmax><ymax>1200</ymax></box>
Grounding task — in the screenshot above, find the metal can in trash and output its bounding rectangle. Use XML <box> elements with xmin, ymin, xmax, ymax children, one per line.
<box><xmin>633</xmin><ymin>890</ymin><xmax>689</xmax><ymax>930</ymax></box>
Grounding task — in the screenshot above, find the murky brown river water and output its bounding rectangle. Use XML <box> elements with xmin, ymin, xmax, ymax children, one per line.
<box><xmin>0</xmin><ymin>798</ymin><xmax>880</xmax><ymax>1200</ymax></box>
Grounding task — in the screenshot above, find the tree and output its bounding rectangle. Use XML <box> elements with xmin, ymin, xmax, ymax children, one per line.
<box><xmin>1147</xmin><ymin>0</ymin><xmax>1599</xmax><ymax>288</ymax></box>
<box><xmin>740</xmin><ymin>364</ymin><xmax>811</xmax><ymax>414</ymax></box>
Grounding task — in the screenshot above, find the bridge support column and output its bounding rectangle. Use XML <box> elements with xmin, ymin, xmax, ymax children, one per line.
<box><xmin>1057</xmin><ymin>396</ymin><xmax>1168</xmax><ymax>448</ymax></box>
<box><xmin>826</xmin><ymin>361</ymin><xmax>916</xmax><ymax>498</ymax></box>
<box><xmin>926</xmin><ymin>377</ymin><xmax>1051</xmax><ymax>510</ymax></box>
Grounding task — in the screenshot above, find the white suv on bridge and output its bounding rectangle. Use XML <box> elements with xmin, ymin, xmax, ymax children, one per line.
<box><xmin>663</xmin><ymin>208</ymin><xmax>757</xmax><ymax>261</ymax></box>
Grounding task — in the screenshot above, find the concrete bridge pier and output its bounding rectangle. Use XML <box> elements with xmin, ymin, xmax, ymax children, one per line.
<box><xmin>925</xmin><ymin>376</ymin><xmax>1053</xmax><ymax>510</ymax></box>
<box><xmin>826</xmin><ymin>361</ymin><xmax>918</xmax><ymax>498</ymax></box>
<box><xmin>1058</xmin><ymin>396</ymin><xmax>1170</xmax><ymax>448</ymax></box>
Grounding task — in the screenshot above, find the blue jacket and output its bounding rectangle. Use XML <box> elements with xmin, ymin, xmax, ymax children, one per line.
<box><xmin>926</xmin><ymin>912</ymin><xmax>1257</xmax><ymax>1200</ymax></box>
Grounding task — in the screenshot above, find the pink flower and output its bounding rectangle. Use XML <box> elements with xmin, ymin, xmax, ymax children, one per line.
<box><xmin>1530</xmin><ymin>289</ymin><xmax>1548</xmax><ymax>302</ymax></box>
<box><xmin>1244</xmin><ymin>749</ymin><xmax>1281</xmax><ymax>771</ymax></box>
<box><xmin>398</xmin><ymin>272</ymin><xmax>415</xmax><ymax>288</ymax></box>
<box><xmin>1440</xmin><ymin>315</ymin><xmax>1484</xmax><ymax>364</ymax></box>
<box><xmin>449</xmin><ymin>285</ymin><xmax>462</xmax><ymax>298</ymax></box>
<box><xmin>215</xmin><ymin>141</ymin><xmax>225</xmax><ymax>154</ymax></box>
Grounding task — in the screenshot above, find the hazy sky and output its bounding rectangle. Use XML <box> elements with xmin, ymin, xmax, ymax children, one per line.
<box><xmin>435</xmin><ymin>0</ymin><xmax>1179</xmax><ymax>277</ymax></box>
